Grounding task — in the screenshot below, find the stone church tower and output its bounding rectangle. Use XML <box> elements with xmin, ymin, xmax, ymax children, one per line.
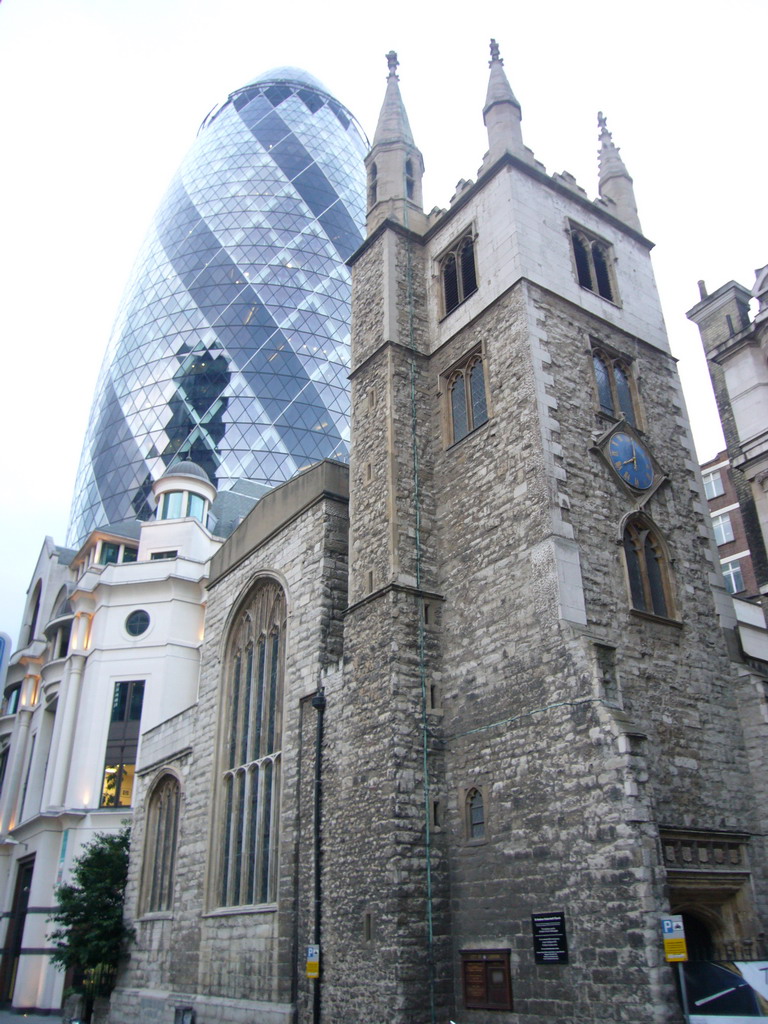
<box><xmin>320</xmin><ymin>44</ymin><xmax>767</xmax><ymax>1023</ymax></box>
<box><xmin>107</xmin><ymin>45</ymin><xmax>768</xmax><ymax>1024</ymax></box>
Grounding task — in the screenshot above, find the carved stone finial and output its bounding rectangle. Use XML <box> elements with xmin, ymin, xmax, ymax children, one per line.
<box><xmin>598</xmin><ymin>111</ymin><xmax>610</xmax><ymax>138</ymax></box>
<box><xmin>489</xmin><ymin>38</ymin><xmax>503</xmax><ymax>66</ymax></box>
<box><xmin>386</xmin><ymin>50</ymin><xmax>399</xmax><ymax>79</ymax></box>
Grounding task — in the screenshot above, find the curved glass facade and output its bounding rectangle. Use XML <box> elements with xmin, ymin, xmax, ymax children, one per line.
<box><xmin>68</xmin><ymin>67</ymin><xmax>367</xmax><ymax>545</ymax></box>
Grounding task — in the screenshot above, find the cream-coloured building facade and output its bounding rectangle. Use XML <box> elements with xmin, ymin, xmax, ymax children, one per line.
<box><xmin>0</xmin><ymin>464</ymin><xmax>238</xmax><ymax>1013</ymax></box>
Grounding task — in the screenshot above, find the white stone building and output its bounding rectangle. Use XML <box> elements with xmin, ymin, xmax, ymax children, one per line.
<box><xmin>0</xmin><ymin>463</ymin><xmax>250</xmax><ymax>1013</ymax></box>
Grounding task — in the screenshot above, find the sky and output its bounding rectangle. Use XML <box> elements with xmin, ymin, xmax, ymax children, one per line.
<box><xmin>0</xmin><ymin>0</ymin><xmax>765</xmax><ymax>640</ymax></box>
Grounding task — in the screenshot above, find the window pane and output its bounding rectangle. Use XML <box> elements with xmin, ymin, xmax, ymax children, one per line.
<box><xmin>593</xmin><ymin>353</ymin><xmax>614</xmax><ymax>416</ymax></box>
<box><xmin>451</xmin><ymin>374</ymin><xmax>468</xmax><ymax>442</ymax></box>
<box><xmin>99</xmin><ymin>542</ymin><xmax>120</xmax><ymax>565</ymax></box>
<box><xmin>460</xmin><ymin>238</ymin><xmax>477</xmax><ymax>298</ymax></box>
<box><xmin>129</xmin><ymin>680</ymin><xmax>145</xmax><ymax>721</ymax></box>
<box><xmin>161</xmin><ymin>491</ymin><xmax>184</xmax><ymax>519</ymax></box>
<box><xmin>187</xmin><ymin>493</ymin><xmax>205</xmax><ymax>522</ymax></box>
<box><xmin>592</xmin><ymin>242</ymin><xmax>614</xmax><ymax>301</ymax></box>
<box><xmin>112</xmin><ymin>682</ymin><xmax>128</xmax><ymax>722</ymax></box>
<box><xmin>572</xmin><ymin>232</ymin><xmax>593</xmax><ymax>290</ymax></box>
<box><xmin>469</xmin><ymin>789</ymin><xmax>485</xmax><ymax>839</ymax></box>
<box><xmin>722</xmin><ymin>560</ymin><xmax>744</xmax><ymax>594</ymax></box>
<box><xmin>703</xmin><ymin>471</ymin><xmax>724</xmax><ymax>500</ymax></box>
<box><xmin>443</xmin><ymin>254</ymin><xmax>459</xmax><ymax>313</ymax></box>
<box><xmin>613</xmin><ymin>363</ymin><xmax>635</xmax><ymax>426</ymax></box>
<box><xmin>469</xmin><ymin>360</ymin><xmax>488</xmax><ymax>430</ymax></box>
<box><xmin>101</xmin><ymin>764</ymin><xmax>120</xmax><ymax>807</ymax></box>
<box><xmin>644</xmin><ymin>535</ymin><xmax>668</xmax><ymax>617</ymax></box>
<box><xmin>712</xmin><ymin>513</ymin><xmax>734</xmax><ymax>546</ymax></box>
<box><xmin>623</xmin><ymin>532</ymin><xmax>646</xmax><ymax>611</ymax></box>
<box><xmin>121</xmin><ymin>546</ymin><xmax>138</xmax><ymax>563</ymax></box>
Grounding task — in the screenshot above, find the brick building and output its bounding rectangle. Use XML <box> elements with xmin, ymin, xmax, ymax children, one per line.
<box><xmin>108</xmin><ymin>45</ymin><xmax>768</xmax><ymax>1024</ymax></box>
<box><xmin>700</xmin><ymin>451</ymin><xmax>759</xmax><ymax>598</ymax></box>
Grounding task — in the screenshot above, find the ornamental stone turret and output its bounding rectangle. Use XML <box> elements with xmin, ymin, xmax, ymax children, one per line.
<box><xmin>597</xmin><ymin>111</ymin><xmax>642</xmax><ymax>232</ymax></box>
<box><xmin>482</xmin><ymin>38</ymin><xmax>526</xmax><ymax>165</ymax></box>
<box><xmin>365</xmin><ymin>51</ymin><xmax>426</xmax><ymax>233</ymax></box>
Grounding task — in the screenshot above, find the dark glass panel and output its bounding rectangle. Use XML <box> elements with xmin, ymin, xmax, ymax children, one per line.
<box><xmin>229</xmin><ymin>654</ymin><xmax>241</xmax><ymax>769</ymax></box>
<box><xmin>443</xmin><ymin>254</ymin><xmax>459</xmax><ymax>313</ymax></box>
<box><xmin>593</xmin><ymin>353</ymin><xmax>614</xmax><ymax>416</ymax></box>
<box><xmin>260</xmin><ymin>760</ymin><xmax>273</xmax><ymax>903</ymax></box>
<box><xmin>266</xmin><ymin>630</ymin><xmax>280</xmax><ymax>754</ymax></box>
<box><xmin>469</xmin><ymin>359</ymin><xmax>488</xmax><ymax>429</ymax></box>
<box><xmin>451</xmin><ymin>374</ymin><xmax>468</xmax><ymax>442</ymax></box>
<box><xmin>645</xmin><ymin>534</ymin><xmax>668</xmax><ymax>617</ymax></box>
<box><xmin>221</xmin><ymin>775</ymin><xmax>233</xmax><ymax>905</ymax></box>
<box><xmin>233</xmin><ymin>771</ymin><xmax>245</xmax><ymax>905</ymax></box>
<box><xmin>126</xmin><ymin>610</ymin><xmax>149</xmax><ymax>637</ymax></box>
<box><xmin>469</xmin><ymin>789</ymin><xmax>485</xmax><ymax>839</ymax></box>
<box><xmin>129</xmin><ymin>680</ymin><xmax>145</xmax><ymax>721</ymax></box>
<box><xmin>624</xmin><ymin>530</ymin><xmax>646</xmax><ymax>611</ymax></box>
<box><xmin>254</xmin><ymin>637</ymin><xmax>266</xmax><ymax>757</ymax></box>
<box><xmin>112</xmin><ymin>682</ymin><xmax>128</xmax><ymax>722</ymax></box>
<box><xmin>240</xmin><ymin>646</ymin><xmax>253</xmax><ymax>765</ymax></box>
<box><xmin>592</xmin><ymin>242</ymin><xmax>614</xmax><ymax>301</ymax></box>
<box><xmin>614</xmin><ymin>363</ymin><xmax>635</xmax><ymax>425</ymax></box>
<box><xmin>247</xmin><ymin>765</ymin><xmax>260</xmax><ymax>904</ymax></box>
<box><xmin>99</xmin><ymin>542</ymin><xmax>120</xmax><ymax>565</ymax></box>
<box><xmin>572</xmin><ymin>232</ymin><xmax>593</xmax><ymax>290</ymax></box>
<box><xmin>460</xmin><ymin>238</ymin><xmax>477</xmax><ymax>298</ymax></box>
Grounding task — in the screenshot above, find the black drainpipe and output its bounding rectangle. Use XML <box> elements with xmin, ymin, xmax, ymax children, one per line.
<box><xmin>311</xmin><ymin>688</ymin><xmax>326</xmax><ymax>1024</ymax></box>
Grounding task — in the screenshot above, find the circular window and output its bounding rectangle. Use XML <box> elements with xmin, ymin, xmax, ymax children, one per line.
<box><xmin>125</xmin><ymin>610</ymin><xmax>150</xmax><ymax>637</ymax></box>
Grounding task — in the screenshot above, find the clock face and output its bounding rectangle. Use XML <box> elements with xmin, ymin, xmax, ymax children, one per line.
<box><xmin>607</xmin><ymin>431</ymin><xmax>654</xmax><ymax>490</ymax></box>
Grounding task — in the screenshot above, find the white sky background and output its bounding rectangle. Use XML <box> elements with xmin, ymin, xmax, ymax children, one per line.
<box><xmin>0</xmin><ymin>0</ymin><xmax>765</xmax><ymax>639</ymax></box>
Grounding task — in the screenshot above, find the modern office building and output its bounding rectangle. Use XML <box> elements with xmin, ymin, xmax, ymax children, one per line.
<box><xmin>68</xmin><ymin>67</ymin><xmax>367</xmax><ymax>547</ymax></box>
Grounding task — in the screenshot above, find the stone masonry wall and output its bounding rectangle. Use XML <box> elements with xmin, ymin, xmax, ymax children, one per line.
<box><xmin>109</xmin><ymin>490</ymin><xmax>348</xmax><ymax>1024</ymax></box>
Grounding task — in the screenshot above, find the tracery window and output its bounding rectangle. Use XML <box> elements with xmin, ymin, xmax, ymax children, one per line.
<box><xmin>441</xmin><ymin>232</ymin><xmax>478</xmax><ymax>315</ymax></box>
<box><xmin>571</xmin><ymin>225</ymin><xmax>616</xmax><ymax>302</ymax></box>
<box><xmin>448</xmin><ymin>351</ymin><xmax>489</xmax><ymax>444</ymax></box>
<box><xmin>591</xmin><ymin>347</ymin><xmax>637</xmax><ymax>426</ymax></box>
<box><xmin>219</xmin><ymin>580</ymin><xmax>285</xmax><ymax>907</ymax></box>
<box><xmin>622</xmin><ymin>516</ymin><xmax>674</xmax><ymax>618</ymax></box>
<box><xmin>142</xmin><ymin>774</ymin><xmax>180</xmax><ymax>914</ymax></box>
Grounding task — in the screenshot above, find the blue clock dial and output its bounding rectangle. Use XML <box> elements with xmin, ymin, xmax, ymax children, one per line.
<box><xmin>607</xmin><ymin>431</ymin><xmax>654</xmax><ymax>490</ymax></box>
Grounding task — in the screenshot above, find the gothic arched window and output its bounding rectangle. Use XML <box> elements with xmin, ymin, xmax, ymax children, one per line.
<box><xmin>570</xmin><ymin>225</ymin><xmax>616</xmax><ymax>302</ymax></box>
<box><xmin>441</xmin><ymin>232</ymin><xmax>478</xmax><ymax>315</ymax></box>
<box><xmin>448</xmin><ymin>351</ymin><xmax>489</xmax><ymax>443</ymax></box>
<box><xmin>591</xmin><ymin>347</ymin><xmax>637</xmax><ymax>426</ymax></box>
<box><xmin>466</xmin><ymin>787</ymin><xmax>485</xmax><ymax>840</ymax></box>
<box><xmin>622</xmin><ymin>516</ymin><xmax>674</xmax><ymax>618</ymax></box>
<box><xmin>219</xmin><ymin>580</ymin><xmax>285</xmax><ymax>907</ymax></box>
<box><xmin>142</xmin><ymin>773</ymin><xmax>181</xmax><ymax>914</ymax></box>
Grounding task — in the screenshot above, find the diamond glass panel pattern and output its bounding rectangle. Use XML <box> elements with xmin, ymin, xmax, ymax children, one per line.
<box><xmin>68</xmin><ymin>68</ymin><xmax>366</xmax><ymax>545</ymax></box>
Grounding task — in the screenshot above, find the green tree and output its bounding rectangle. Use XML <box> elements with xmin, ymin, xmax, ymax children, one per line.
<box><xmin>49</xmin><ymin>826</ymin><xmax>134</xmax><ymax>991</ymax></box>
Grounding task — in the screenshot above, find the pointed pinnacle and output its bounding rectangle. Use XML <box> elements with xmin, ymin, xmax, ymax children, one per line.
<box><xmin>597</xmin><ymin>110</ymin><xmax>629</xmax><ymax>182</ymax></box>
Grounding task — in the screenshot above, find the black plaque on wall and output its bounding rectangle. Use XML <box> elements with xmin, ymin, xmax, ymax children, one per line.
<box><xmin>531</xmin><ymin>912</ymin><xmax>568</xmax><ymax>964</ymax></box>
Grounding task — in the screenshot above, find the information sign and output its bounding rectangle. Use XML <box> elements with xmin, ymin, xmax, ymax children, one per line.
<box><xmin>531</xmin><ymin>912</ymin><xmax>568</xmax><ymax>964</ymax></box>
<box><xmin>661</xmin><ymin>915</ymin><xmax>688</xmax><ymax>962</ymax></box>
<box><xmin>306</xmin><ymin>944</ymin><xmax>320</xmax><ymax>979</ymax></box>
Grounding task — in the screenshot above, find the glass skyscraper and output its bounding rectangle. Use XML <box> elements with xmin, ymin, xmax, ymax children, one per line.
<box><xmin>68</xmin><ymin>67</ymin><xmax>367</xmax><ymax>546</ymax></box>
